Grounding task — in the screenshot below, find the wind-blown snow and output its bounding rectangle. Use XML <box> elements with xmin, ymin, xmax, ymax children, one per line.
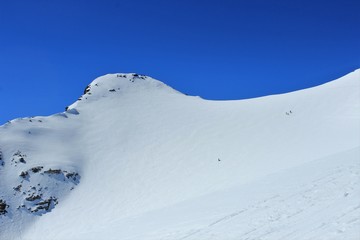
<box><xmin>0</xmin><ymin>71</ymin><xmax>359</xmax><ymax>240</ymax></box>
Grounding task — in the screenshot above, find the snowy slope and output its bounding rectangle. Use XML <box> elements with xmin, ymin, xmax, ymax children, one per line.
<box><xmin>0</xmin><ymin>71</ymin><xmax>359</xmax><ymax>240</ymax></box>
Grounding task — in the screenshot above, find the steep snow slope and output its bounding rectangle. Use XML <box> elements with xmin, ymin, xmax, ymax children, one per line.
<box><xmin>0</xmin><ymin>71</ymin><xmax>359</xmax><ymax>240</ymax></box>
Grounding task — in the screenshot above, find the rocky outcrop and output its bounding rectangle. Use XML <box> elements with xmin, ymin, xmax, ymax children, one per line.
<box><xmin>0</xmin><ymin>149</ymin><xmax>81</xmax><ymax>217</ymax></box>
<box><xmin>44</xmin><ymin>169</ymin><xmax>62</xmax><ymax>174</ymax></box>
<box><xmin>30</xmin><ymin>166</ymin><xmax>43</xmax><ymax>173</ymax></box>
<box><xmin>11</xmin><ymin>151</ymin><xmax>27</xmax><ymax>165</ymax></box>
<box><xmin>31</xmin><ymin>197</ymin><xmax>58</xmax><ymax>213</ymax></box>
<box><xmin>20</xmin><ymin>171</ymin><xmax>29</xmax><ymax>179</ymax></box>
<box><xmin>0</xmin><ymin>199</ymin><xmax>8</xmax><ymax>215</ymax></box>
<box><xmin>0</xmin><ymin>149</ymin><xmax>3</xmax><ymax>167</ymax></box>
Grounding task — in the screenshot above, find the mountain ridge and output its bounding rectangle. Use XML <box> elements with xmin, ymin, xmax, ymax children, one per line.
<box><xmin>0</xmin><ymin>70</ymin><xmax>359</xmax><ymax>240</ymax></box>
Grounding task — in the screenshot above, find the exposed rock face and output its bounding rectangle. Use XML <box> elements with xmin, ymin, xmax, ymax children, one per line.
<box><xmin>0</xmin><ymin>150</ymin><xmax>4</xmax><ymax>166</ymax></box>
<box><xmin>0</xmin><ymin>148</ymin><xmax>81</xmax><ymax>218</ymax></box>
<box><xmin>31</xmin><ymin>197</ymin><xmax>58</xmax><ymax>213</ymax></box>
<box><xmin>83</xmin><ymin>85</ymin><xmax>91</xmax><ymax>94</ymax></box>
<box><xmin>20</xmin><ymin>171</ymin><xmax>29</xmax><ymax>179</ymax></box>
<box><xmin>30</xmin><ymin>166</ymin><xmax>43</xmax><ymax>173</ymax></box>
<box><xmin>44</xmin><ymin>169</ymin><xmax>62</xmax><ymax>174</ymax></box>
<box><xmin>0</xmin><ymin>199</ymin><xmax>8</xmax><ymax>215</ymax></box>
<box><xmin>12</xmin><ymin>151</ymin><xmax>27</xmax><ymax>165</ymax></box>
<box><xmin>26</xmin><ymin>194</ymin><xmax>41</xmax><ymax>202</ymax></box>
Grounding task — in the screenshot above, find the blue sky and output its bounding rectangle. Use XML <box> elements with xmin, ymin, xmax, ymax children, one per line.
<box><xmin>0</xmin><ymin>0</ymin><xmax>359</xmax><ymax>124</ymax></box>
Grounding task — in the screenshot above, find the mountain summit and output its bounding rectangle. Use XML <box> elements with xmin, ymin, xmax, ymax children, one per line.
<box><xmin>66</xmin><ymin>73</ymin><xmax>180</xmax><ymax>111</ymax></box>
<box><xmin>0</xmin><ymin>70</ymin><xmax>359</xmax><ymax>240</ymax></box>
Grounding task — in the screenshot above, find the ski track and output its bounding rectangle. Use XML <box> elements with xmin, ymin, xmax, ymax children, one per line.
<box><xmin>174</xmin><ymin>160</ymin><xmax>360</xmax><ymax>240</ymax></box>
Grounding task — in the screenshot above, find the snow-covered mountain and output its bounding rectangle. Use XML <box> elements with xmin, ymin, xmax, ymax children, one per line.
<box><xmin>0</xmin><ymin>71</ymin><xmax>359</xmax><ymax>240</ymax></box>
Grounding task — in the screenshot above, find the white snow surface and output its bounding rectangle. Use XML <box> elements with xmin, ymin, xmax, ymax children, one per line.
<box><xmin>0</xmin><ymin>71</ymin><xmax>359</xmax><ymax>239</ymax></box>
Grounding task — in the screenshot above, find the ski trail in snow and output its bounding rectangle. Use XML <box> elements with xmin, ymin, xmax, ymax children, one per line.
<box><xmin>175</xmin><ymin>154</ymin><xmax>360</xmax><ymax>240</ymax></box>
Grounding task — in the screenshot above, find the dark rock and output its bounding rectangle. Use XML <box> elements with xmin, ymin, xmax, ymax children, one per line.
<box><xmin>12</xmin><ymin>151</ymin><xmax>27</xmax><ymax>164</ymax></box>
<box><xmin>0</xmin><ymin>150</ymin><xmax>3</xmax><ymax>166</ymax></box>
<box><xmin>26</xmin><ymin>194</ymin><xmax>41</xmax><ymax>201</ymax></box>
<box><xmin>14</xmin><ymin>151</ymin><xmax>23</xmax><ymax>157</ymax></box>
<box><xmin>83</xmin><ymin>85</ymin><xmax>91</xmax><ymax>94</ymax></box>
<box><xmin>32</xmin><ymin>197</ymin><xmax>58</xmax><ymax>212</ymax></box>
<box><xmin>13</xmin><ymin>185</ymin><xmax>22</xmax><ymax>192</ymax></box>
<box><xmin>65</xmin><ymin>172</ymin><xmax>80</xmax><ymax>182</ymax></box>
<box><xmin>20</xmin><ymin>171</ymin><xmax>29</xmax><ymax>178</ymax></box>
<box><xmin>0</xmin><ymin>199</ymin><xmax>8</xmax><ymax>215</ymax></box>
<box><xmin>31</xmin><ymin>166</ymin><xmax>43</xmax><ymax>173</ymax></box>
<box><xmin>44</xmin><ymin>169</ymin><xmax>62</xmax><ymax>174</ymax></box>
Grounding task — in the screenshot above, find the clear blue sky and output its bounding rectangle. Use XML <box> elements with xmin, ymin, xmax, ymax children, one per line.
<box><xmin>0</xmin><ymin>0</ymin><xmax>359</xmax><ymax>124</ymax></box>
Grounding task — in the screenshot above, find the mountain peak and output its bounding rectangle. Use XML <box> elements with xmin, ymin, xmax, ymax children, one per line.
<box><xmin>88</xmin><ymin>73</ymin><xmax>170</xmax><ymax>93</ymax></box>
<box><xmin>66</xmin><ymin>73</ymin><xmax>180</xmax><ymax>111</ymax></box>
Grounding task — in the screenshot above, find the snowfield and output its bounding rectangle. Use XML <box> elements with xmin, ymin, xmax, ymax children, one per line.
<box><xmin>0</xmin><ymin>70</ymin><xmax>359</xmax><ymax>240</ymax></box>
